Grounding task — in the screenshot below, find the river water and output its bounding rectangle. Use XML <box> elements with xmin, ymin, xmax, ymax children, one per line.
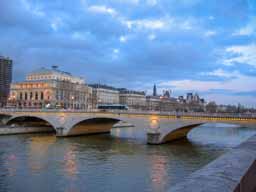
<box><xmin>0</xmin><ymin>123</ymin><xmax>255</xmax><ymax>192</ymax></box>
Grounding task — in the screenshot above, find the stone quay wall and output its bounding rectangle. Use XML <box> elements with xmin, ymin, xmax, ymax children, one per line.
<box><xmin>0</xmin><ymin>126</ymin><xmax>54</xmax><ymax>135</ymax></box>
<box><xmin>168</xmin><ymin>134</ymin><xmax>256</xmax><ymax>192</ymax></box>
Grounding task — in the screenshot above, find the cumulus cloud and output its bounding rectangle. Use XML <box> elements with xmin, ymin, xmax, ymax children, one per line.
<box><xmin>200</xmin><ymin>69</ymin><xmax>240</xmax><ymax>78</ymax></box>
<box><xmin>71</xmin><ymin>31</ymin><xmax>87</xmax><ymax>40</ymax></box>
<box><xmin>119</xmin><ymin>35</ymin><xmax>128</xmax><ymax>43</ymax></box>
<box><xmin>0</xmin><ymin>0</ymin><xmax>255</xmax><ymax>105</ymax></box>
<box><xmin>121</xmin><ymin>16</ymin><xmax>195</xmax><ymax>32</ymax></box>
<box><xmin>123</xmin><ymin>18</ymin><xmax>167</xmax><ymax>30</ymax></box>
<box><xmin>160</xmin><ymin>69</ymin><xmax>256</xmax><ymax>93</ymax></box>
<box><xmin>21</xmin><ymin>0</ymin><xmax>45</xmax><ymax>17</ymax></box>
<box><xmin>146</xmin><ymin>0</ymin><xmax>158</xmax><ymax>6</ymax></box>
<box><xmin>112</xmin><ymin>0</ymin><xmax>140</xmax><ymax>5</ymax></box>
<box><xmin>88</xmin><ymin>5</ymin><xmax>117</xmax><ymax>16</ymax></box>
<box><xmin>223</xmin><ymin>44</ymin><xmax>256</xmax><ymax>67</ymax></box>
<box><xmin>148</xmin><ymin>34</ymin><xmax>156</xmax><ymax>40</ymax></box>
<box><xmin>51</xmin><ymin>17</ymin><xmax>63</xmax><ymax>31</ymax></box>
<box><xmin>232</xmin><ymin>17</ymin><xmax>256</xmax><ymax>36</ymax></box>
<box><xmin>204</xmin><ymin>30</ymin><xmax>217</xmax><ymax>37</ymax></box>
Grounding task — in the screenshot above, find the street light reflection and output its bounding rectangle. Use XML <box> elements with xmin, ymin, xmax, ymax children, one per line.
<box><xmin>6</xmin><ymin>154</ymin><xmax>17</xmax><ymax>177</ymax></box>
<box><xmin>28</xmin><ymin>135</ymin><xmax>56</xmax><ymax>173</ymax></box>
<box><xmin>150</xmin><ymin>154</ymin><xmax>168</xmax><ymax>190</ymax></box>
<box><xmin>64</xmin><ymin>147</ymin><xmax>78</xmax><ymax>178</ymax></box>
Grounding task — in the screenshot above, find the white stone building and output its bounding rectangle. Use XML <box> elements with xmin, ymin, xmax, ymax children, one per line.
<box><xmin>89</xmin><ymin>84</ymin><xmax>120</xmax><ymax>108</ymax></box>
<box><xmin>9</xmin><ymin>66</ymin><xmax>92</xmax><ymax>109</ymax></box>
<box><xmin>119</xmin><ymin>89</ymin><xmax>146</xmax><ymax>110</ymax></box>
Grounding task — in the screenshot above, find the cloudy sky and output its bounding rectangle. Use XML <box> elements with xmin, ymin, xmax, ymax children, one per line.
<box><xmin>0</xmin><ymin>0</ymin><xmax>255</xmax><ymax>106</ymax></box>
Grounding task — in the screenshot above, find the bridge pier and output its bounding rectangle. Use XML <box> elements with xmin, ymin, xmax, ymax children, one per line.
<box><xmin>56</xmin><ymin>127</ymin><xmax>65</xmax><ymax>136</ymax></box>
<box><xmin>147</xmin><ymin>132</ymin><xmax>161</xmax><ymax>144</ymax></box>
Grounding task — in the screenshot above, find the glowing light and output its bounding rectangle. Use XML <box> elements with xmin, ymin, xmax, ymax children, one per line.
<box><xmin>149</xmin><ymin>116</ymin><xmax>160</xmax><ymax>130</ymax></box>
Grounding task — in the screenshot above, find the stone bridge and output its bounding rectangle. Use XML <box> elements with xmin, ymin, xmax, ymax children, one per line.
<box><xmin>0</xmin><ymin>110</ymin><xmax>256</xmax><ymax>144</ymax></box>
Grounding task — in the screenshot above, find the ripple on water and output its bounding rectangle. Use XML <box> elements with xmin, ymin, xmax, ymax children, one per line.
<box><xmin>0</xmin><ymin>124</ymin><xmax>255</xmax><ymax>192</ymax></box>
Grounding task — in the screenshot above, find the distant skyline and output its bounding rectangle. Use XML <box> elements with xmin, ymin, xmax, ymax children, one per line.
<box><xmin>0</xmin><ymin>0</ymin><xmax>255</xmax><ymax>107</ymax></box>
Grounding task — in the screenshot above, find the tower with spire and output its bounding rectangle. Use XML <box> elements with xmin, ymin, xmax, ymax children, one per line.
<box><xmin>153</xmin><ymin>84</ymin><xmax>157</xmax><ymax>96</ymax></box>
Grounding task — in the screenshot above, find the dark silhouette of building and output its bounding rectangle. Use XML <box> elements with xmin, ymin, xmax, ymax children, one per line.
<box><xmin>153</xmin><ymin>84</ymin><xmax>157</xmax><ymax>96</ymax></box>
<box><xmin>163</xmin><ymin>90</ymin><xmax>171</xmax><ymax>98</ymax></box>
<box><xmin>0</xmin><ymin>56</ymin><xmax>12</xmax><ymax>107</ymax></box>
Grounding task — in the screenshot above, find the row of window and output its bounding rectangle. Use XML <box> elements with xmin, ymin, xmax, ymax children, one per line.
<box><xmin>15</xmin><ymin>83</ymin><xmax>49</xmax><ymax>89</ymax></box>
<box><xmin>27</xmin><ymin>75</ymin><xmax>71</xmax><ymax>81</ymax></box>
<box><xmin>55</xmin><ymin>90</ymin><xmax>87</xmax><ymax>101</ymax></box>
<box><xmin>19</xmin><ymin>92</ymin><xmax>48</xmax><ymax>101</ymax></box>
<box><xmin>27</xmin><ymin>75</ymin><xmax>83</xmax><ymax>84</ymax></box>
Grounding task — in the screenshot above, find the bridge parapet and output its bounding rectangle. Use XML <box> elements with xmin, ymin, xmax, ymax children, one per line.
<box><xmin>0</xmin><ymin>109</ymin><xmax>256</xmax><ymax>119</ymax></box>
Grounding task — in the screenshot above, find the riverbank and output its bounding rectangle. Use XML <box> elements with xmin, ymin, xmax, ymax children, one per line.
<box><xmin>168</xmin><ymin>134</ymin><xmax>256</xmax><ymax>192</ymax></box>
<box><xmin>0</xmin><ymin>126</ymin><xmax>54</xmax><ymax>135</ymax></box>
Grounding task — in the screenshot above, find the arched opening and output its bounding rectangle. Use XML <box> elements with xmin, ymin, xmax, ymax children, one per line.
<box><xmin>67</xmin><ymin>118</ymin><xmax>121</xmax><ymax>136</ymax></box>
<box><xmin>161</xmin><ymin>123</ymin><xmax>203</xmax><ymax>144</ymax></box>
<box><xmin>6</xmin><ymin>116</ymin><xmax>56</xmax><ymax>134</ymax></box>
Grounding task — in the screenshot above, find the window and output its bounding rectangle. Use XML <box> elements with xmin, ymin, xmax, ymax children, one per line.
<box><xmin>25</xmin><ymin>92</ymin><xmax>28</xmax><ymax>100</ymax></box>
<box><xmin>30</xmin><ymin>92</ymin><xmax>33</xmax><ymax>100</ymax></box>
<box><xmin>19</xmin><ymin>92</ymin><xmax>23</xmax><ymax>100</ymax></box>
<box><xmin>35</xmin><ymin>92</ymin><xmax>38</xmax><ymax>100</ymax></box>
<box><xmin>41</xmin><ymin>92</ymin><xmax>44</xmax><ymax>100</ymax></box>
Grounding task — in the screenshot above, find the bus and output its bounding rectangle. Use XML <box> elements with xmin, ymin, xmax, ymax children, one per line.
<box><xmin>97</xmin><ymin>104</ymin><xmax>128</xmax><ymax>111</ymax></box>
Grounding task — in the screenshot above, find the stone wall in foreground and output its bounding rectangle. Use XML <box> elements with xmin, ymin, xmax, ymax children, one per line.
<box><xmin>168</xmin><ymin>135</ymin><xmax>256</xmax><ymax>192</ymax></box>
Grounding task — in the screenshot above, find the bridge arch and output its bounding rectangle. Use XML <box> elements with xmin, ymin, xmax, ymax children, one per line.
<box><xmin>150</xmin><ymin>120</ymin><xmax>256</xmax><ymax>144</ymax></box>
<box><xmin>160</xmin><ymin>123</ymin><xmax>204</xmax><ymax>144</ymax></box>
<box><xmin>66</xmin><ymin>117</ymin><xmax>122</xmax><ymax>136</ymax></box>
<box><xmin>6</xmin><ymin>115</ymin><xmax>57</xmax><ymax>132</ymax></box>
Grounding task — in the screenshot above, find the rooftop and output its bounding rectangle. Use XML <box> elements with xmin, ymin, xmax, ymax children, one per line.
<box><xmin>29</xmin><ymin>66</ymin><xmax>72</xmax><ymax>76</ymax></box>
<box><xmin>118</xmin><ymin>88</ymin><xmax>145</xmax><ymax>95</ymax></box>
<box><xmin>27</xmin><ymin>66</ymin><xmax>84</xmax><ymax>84</ymax></box>
<box><xmin>89</xmin><ymin>84</ymin><xmax>118</xmax><ymax>91</ymax></box>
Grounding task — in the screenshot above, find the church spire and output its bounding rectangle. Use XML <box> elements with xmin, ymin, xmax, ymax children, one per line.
<box><xmin>153</xmin><ymin>84</ymin><xmax>157</xmax><ymax>96</ymax></box>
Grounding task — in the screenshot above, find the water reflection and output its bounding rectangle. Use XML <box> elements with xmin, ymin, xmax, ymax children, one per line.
<box><xmin>0</xmin><ymin>123</ymin><xmax>255</xmax><ymax>192</ymax></box>
<box><xmin>28</xmin><ymin>135</ymin><xmax>56</xmax><ymax>173</ymax></box>
<box><xmin>189</xmin><ymin>123</ymin><xmax>255</xmax><ymax>147</ymax></box>
<box><xmin>6</xmin><ymin>154</ymin><xmax>17</xmax><ymax>177</ymax></box>
<box><xmin>64</xmin><ymin>146</ymin><xmax>78</xmax><ymax>178</ymax></box>
<box><xmin>63</xmin><ymin>146</ymin><xmax>79</xmax><ymax>192</ymax></box>
<box><xmin>150</xmin><ymin>154</ymin><xmax>168</xmax><ymax>192</ymax></box>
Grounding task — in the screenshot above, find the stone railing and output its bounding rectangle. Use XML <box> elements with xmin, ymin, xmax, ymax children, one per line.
<box><xmin>168</xmin><ymin>134</ymin><xmax>256</xmax><ymax>192</ymax></box>
<box><xmin>0</xmin><ymin>108</ymin><xmax>256</xmax><ymax>119</ymax></box>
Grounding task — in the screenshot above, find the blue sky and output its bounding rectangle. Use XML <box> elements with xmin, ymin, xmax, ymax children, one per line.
<box><xmin>0</xmin><ymin>0</ymin><xmax>256</xmax><ymax>106</ymax></box>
